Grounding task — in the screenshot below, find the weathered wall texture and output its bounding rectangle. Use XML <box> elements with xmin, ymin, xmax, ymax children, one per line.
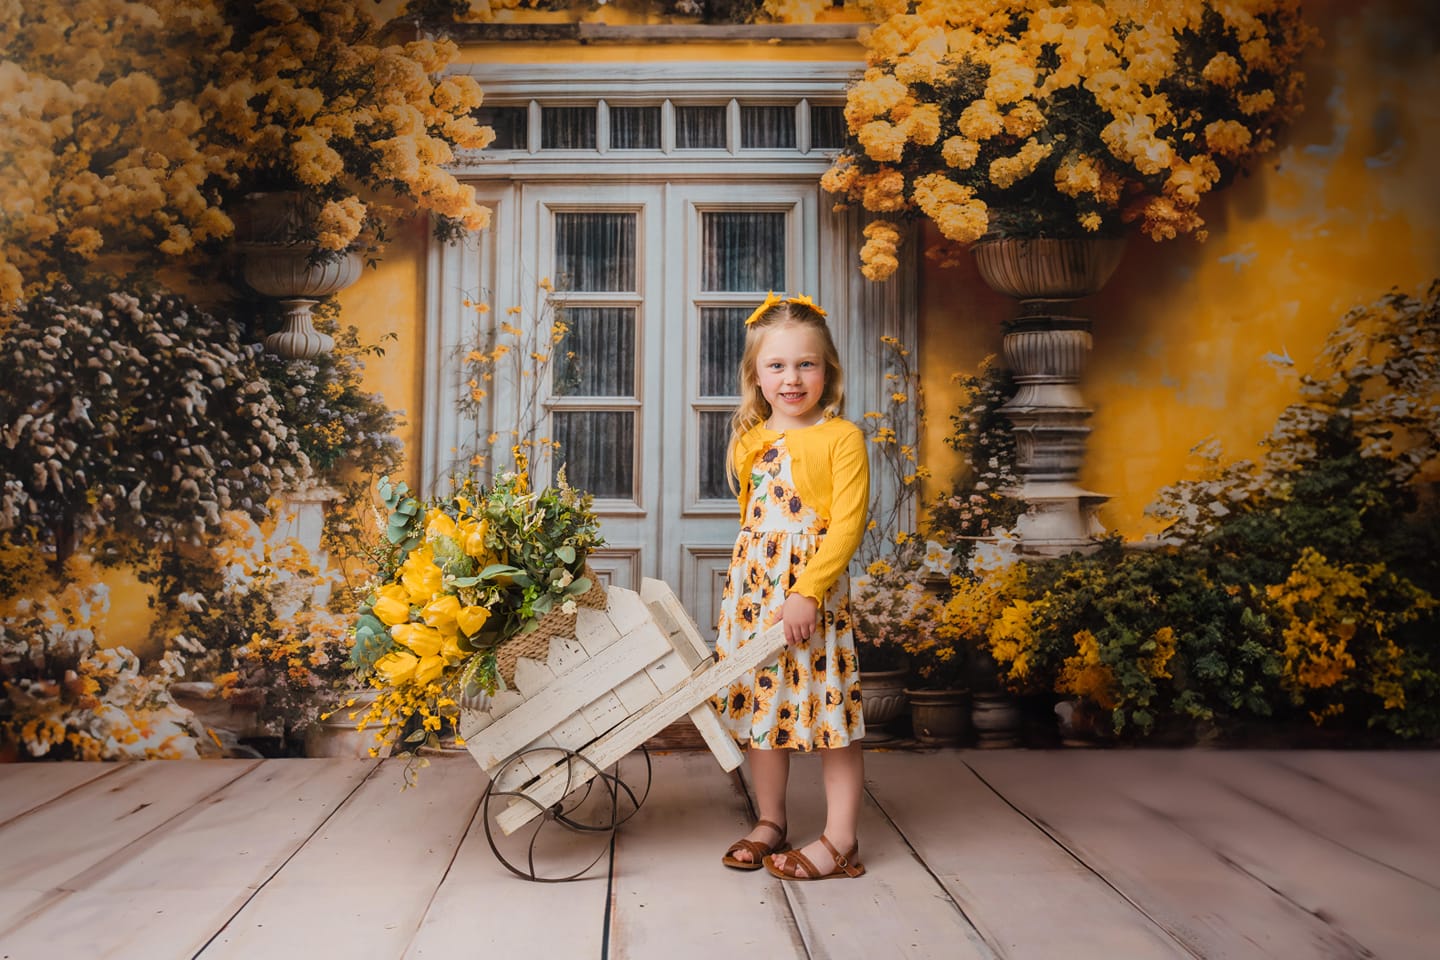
<box><xmin>921</xmin><ymin>0</ymin><xmax>1440</xmax><ymax>537</ymax></box>
<box><xmin>338</xmin><ymin>2</ymin><xmax>1439</xmax><ymax>541</ymax></box>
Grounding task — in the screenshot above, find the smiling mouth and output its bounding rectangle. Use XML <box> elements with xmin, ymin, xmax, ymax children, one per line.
<box><xmin>779</xmin><ymin>391</ymin><xmax>807</xmax><ymax>402</ymax></box>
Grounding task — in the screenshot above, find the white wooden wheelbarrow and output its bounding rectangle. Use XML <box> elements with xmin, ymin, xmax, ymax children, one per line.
<box><xmin>459</xmin><ymin>578</ymin><xmax>785</xmax><ymax>880</ymax></box>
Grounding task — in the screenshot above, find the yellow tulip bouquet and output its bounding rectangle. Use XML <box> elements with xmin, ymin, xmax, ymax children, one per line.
<box><xmin>346</xmin><ymin>472</ymin><xmax>603</xmax><ymax>756</ymax></box>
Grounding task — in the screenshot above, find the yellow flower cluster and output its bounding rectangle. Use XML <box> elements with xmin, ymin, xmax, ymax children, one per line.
<box><xmin>1</xmin><ymin>0</ymin><xmax>495</xmax><ymax>305</ymax></box>
<box><xmin>824</xmin><ymin>0</ymin><xmax>1315</xmax><ymax>279</ymax></box>
<box><xmin>1056</xmin><ymin>629</ymin><xmax>1118</xmax><ymax>710</ymax></box>
<box><xmin>1267</xmin><ymin>547</ymin><xmax>1436</xmax><ymax>724</ymax></box>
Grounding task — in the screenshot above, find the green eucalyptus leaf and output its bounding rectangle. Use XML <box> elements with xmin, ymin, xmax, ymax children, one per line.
<box><xmin>556</xmin><ymin>544</ymin><xmax>576</xmax><ymax>565</ymax></box>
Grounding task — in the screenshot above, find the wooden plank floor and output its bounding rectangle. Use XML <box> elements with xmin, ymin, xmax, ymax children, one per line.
<box><xmin>1</xmin><ymin>748</ymin><xmax>1436</xmax><ymax>960</ymax></box>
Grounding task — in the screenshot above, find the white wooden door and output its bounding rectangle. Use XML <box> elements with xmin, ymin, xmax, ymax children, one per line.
<box><xmin>520</xmin><ymin>181</ymin><xmax>820</xmax><ymax>642</ymax></box>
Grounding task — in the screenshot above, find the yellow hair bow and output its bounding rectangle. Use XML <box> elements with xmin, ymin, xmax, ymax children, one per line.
<box><xmin>744</xmin><ymin>291</ymin><xmax>783</xmax><ymax>326</ymax></box>
<box><xmin>743</xmin><ymin>291</ymin><xmax>828</xmax><ymax>326</ymax></box>
<box><xmin>785</xmin><ymin>294</ymin><xmax>827</xmax><ymax>317</ymax></box>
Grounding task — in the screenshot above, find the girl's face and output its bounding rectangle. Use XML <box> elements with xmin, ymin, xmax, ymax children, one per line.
<box><xmin>755</xmin><ymin>322</ymin><xmax>827</xmax><ymax>430</ymax></box>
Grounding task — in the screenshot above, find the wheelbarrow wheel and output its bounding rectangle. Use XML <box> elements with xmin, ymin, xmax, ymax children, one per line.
<box><xmin>481</xmin><ymin>745</ymin><xmax>652</xmax><ymax>882</ymax></box>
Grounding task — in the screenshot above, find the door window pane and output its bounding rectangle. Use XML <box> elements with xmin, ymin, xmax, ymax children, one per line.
<box><xmin>675</xmin><ymin>105</ymin><xmax>726</xmax><ymax>149</ymax></box>
<box><xmin>542</xmin><ymin>106</ymin><xmax>596</xmax><ymax>149</ymax></box>
<box><xmin>610</xmin><ymin>106</ymin><xmax>660</xmax><ymax>149</ymax></box>
<box><xmin>699</xmin><ymin>307</ymin><xmax>748</xmax><ymax>397</ymax></box>
<box><xmin>553</xmin><ymin>411</ymin><xmax>635</xmax><ymax>499</ymax></box>
<box><xmin>554</xmin><ymin>307</ymin><xmax>635</xmax><ymax>397</ymax></box>
<box><xmin>554</xmin><ymin>212</ymin><xmax>636</xmax><ymax>291</ymax></box>
<box><xmin>702</xmin><ymin>211</ymin><xmax>785</xmax><ymax>292</ymax></box>
<box><xmin>741</xmin><ymin>105</ymin><xmax>796</xmax><ymax>148</ymax></box>
<box><xmin>474</xmin><ymin>106</ymin><xmax>528</xmax><ymax>150</ymax></box>
<box><xmin>810</xmin><ymin>105</ymin><xmax>846</xmax><ymax>149</ymax></box>
<box><xmin>698</xmin><ymin>410</ymin><xmax>735</xmax><ymax>500</ymax></box>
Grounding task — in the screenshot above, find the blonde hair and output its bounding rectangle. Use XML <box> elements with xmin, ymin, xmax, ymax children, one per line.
<box><xmin>725</xmin><ymin>300</ymin><xmax>844</xmax><ymax>489</ymax></box>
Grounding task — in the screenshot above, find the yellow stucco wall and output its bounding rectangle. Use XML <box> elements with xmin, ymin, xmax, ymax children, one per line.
<box><xmin>342</xmin><ymin>1</ymin><xmax>1440</xmax><ymax>540</ymax></box>
<box><xmin>920</xmin><ymin>0</ymin><xmax>1440</xmax><ymax>537</ymax></box>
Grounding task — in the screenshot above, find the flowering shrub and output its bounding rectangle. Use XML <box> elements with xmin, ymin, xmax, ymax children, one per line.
<box><xmin>229</xmin><ymin>607</ymin><xmax>357</xmax><ymax>738</ymax></box>
<box><xmin>155</xmin><ymin>508</ymin><xmax>358</xmax><ymax>742</ymax></box>
<box><xmin>0</xmin><ymin>0</ymin><xmax>493</xmax><ymax>304</ymax></box>
<box><xmin>927</xmin><ymin>355</ymin><xmax>1025</xmax><ymax>570</ymax></box>
<box><xmin>0</xmin><ymin>275</ymin><xmax>303</xmax><ymax>573</ymax></box>
<box><xmin>850</xmin><ymin>536</ymin><xmax>951</xmax><ymax>675</ymax></box>
<box><xmin>347</xmin><ymin>473</ymin><xmax>603</xmax><ymax>763</ymax></box>
<box><xmin>0</xmin><ymin>575</ymin><xmax>203</xmax><ymax>760</ymax></box>
<box><xmin>951</xmin><ymin>282</ymin><xmax>1440</xmax><ymax>741</ymax></box>
<box><xmin>258</xmin><ymin>307</ymin><xmax>403</xmax><ymax>481</ymax></box>
<box><xmin>821</xmin><ymin>0</ymin><xmax>1316</xmax><ymax>279</ymax></box>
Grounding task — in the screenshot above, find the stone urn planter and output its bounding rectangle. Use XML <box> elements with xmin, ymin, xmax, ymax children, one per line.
<box><xmin>971</xmin><ymin>691</ymin><xmax>1022</xmax><ymax>748</ymax></box>
<box><xmin>859</xmin><ymin>668</ymin><xmax>910</xmax><ymax>741</ymax></box>
<box><xmin>970</xmin><ymin>235</ymin><xmax>1127</xmax><ymax>556</ymax></box>
<box><xmin>905</xmin><ymin>688</ymin><xmax>972</xmax><ymax>746</ymax></box>
<box><xmin>304</xmin><ymin>689</ymin><xmax>392</xmax><ymax>759</ymax></box>
<box><xmin>234</xmin><ymin>190</ymin><xmax>363</xmax><ymax>360</ymax></box>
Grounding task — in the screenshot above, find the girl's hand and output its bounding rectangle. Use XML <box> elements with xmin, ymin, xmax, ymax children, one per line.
<box><xmin>780</xmin><ymin>593</ymin><xmax>819</xmax><ymax>646</ymax></box>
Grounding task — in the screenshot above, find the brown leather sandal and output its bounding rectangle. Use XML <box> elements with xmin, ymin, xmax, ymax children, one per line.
<box><xmin>721</xmin><ymin>818</ymin><xmax>787</xmax><ymax>871</ymax></box>
<box><xmin>763</xmin><ymin>834</ymin><xmax>865</xmax><ymax>881</ymax></box>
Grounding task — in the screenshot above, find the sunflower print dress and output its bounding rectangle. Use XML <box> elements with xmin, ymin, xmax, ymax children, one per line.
<box><xmin>712</xmin><ymin>437</ymin><xmax>865</xmax><ymax>750</ymax></box>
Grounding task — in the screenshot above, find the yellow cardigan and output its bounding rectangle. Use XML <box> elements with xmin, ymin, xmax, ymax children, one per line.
<box><xmin>731</xmin><ymin>416</ymin><xmax>870</xmax><ymax>604</ymax></box>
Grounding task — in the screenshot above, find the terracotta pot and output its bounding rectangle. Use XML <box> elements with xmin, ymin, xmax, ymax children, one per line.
<box><xmin>859</xmin><ymin>668</ymin><xmax>910</xmax><ymax>733</ymax></box>
<box><xmin>905</xmin><ymin>688</ymin><xmax>971</xmax><ymax>746</ymax></box>
<box><xmin>971</xmin><ymin>235</ymin><xmax>1127</xmax><ymax>301</ymax></box>
<box><xmin>971</xmin><ymin>691</ymin><xmax>1022</xmax><ymax>749</ymax></box>
<box><xmin>304</xmin><ymin>689</ymin><xmax>392</xmax><ymax>758</ymax></box>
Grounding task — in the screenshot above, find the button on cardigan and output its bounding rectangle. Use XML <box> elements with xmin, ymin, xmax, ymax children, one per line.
<box><xmin>730</xmin><ymin>416</ymin><xmax>870</xmax><ymax>604</ymax></box>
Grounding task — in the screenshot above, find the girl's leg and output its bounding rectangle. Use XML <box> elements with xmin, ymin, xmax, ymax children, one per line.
<box><xmin>730</xmin><ymin>747</ymin><xmax>791</xmax><ymax>864</ymax></box>
<box><xmin>774</xmin><ymin>743</ymin><xmax>865</xmax><ymax>875</ymax></box>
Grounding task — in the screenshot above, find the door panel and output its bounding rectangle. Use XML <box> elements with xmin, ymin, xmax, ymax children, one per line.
<box><xmin>514</xmin><ymin>181</ymin><xmax>821</xmax><ymax>645</ymax></box>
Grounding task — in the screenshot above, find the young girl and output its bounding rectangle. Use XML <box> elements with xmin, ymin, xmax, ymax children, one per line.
<box><xmin>713</xmin><ymin>292</ymin><xmax>869</xmax><ymax>882</ymax></box>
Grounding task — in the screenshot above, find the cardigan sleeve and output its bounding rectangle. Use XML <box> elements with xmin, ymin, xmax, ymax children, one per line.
<box><xmin>791</xmin><ymin>423</ymin><xmax>870</xmax><ymax>604</ymax></box>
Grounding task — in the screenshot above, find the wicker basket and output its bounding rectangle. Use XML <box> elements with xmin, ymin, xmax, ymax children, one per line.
<box><xmin>495</xmin><ymin>569</ymin><xmax>608</xmax><ymax>685</ymax></box>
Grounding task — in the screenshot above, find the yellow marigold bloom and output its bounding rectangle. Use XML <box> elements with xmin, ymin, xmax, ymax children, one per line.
<box><xmin>941</xmin><ymin>136</ymin><xmax>980</xmax><ymax>170</ymax></box>
<box><xmin>901</xmin><ymin>103</ymin><xmax>941</xmax><ymax>146</ymax></box>
<box><xmin>1100</xmin><ymin>114</ymin><xmax>1173</xmax><ymax>176</ymax></box>
<box><xmin>984</xmin><ymin>47</ymin><xmax>1036</xmax><ymax>105</ymax></box>
<box><xmin>913</xmin><ymin>173</ymin><xmax>988</xmax><ymax>244</ymax></box>
<box><xmin>1163</xmin><ymin>155</ymin><xmax>1221</xmax><ymax>206</ymax></box>
<box><xmin>1202</xmin><ymin>51</ymin><xmax>1243</xmax><ymax>88</ymax></box>
<box><xmin>857</xmin><ymin>120</ymin><xmax>907</xmax><ymax>163</ymax></box>
<box><xmin>1238</xmin><ymin>89</ymin><xmax>1277</xmax><ymax>116</ymax></box>
<box><xmin>957</xmin><ymin>98</ymin><xmax>1004</xmax><ymax>141</ymax></box>
<box><xmin>1203</xmin><ymin>119</ymin><xmax>1253</xmax><ymax>158</ymax></box>
<box><xmin>988</xmin><ymin>138</ymin><xmax>1053</xmax><ymax>190</ymax></box>
<box><xmin>859</xmin><ymin>169</ymin><xmax>907</xmax><ymax>212</ymax></box>
<box><xmin>859</xmin><ymin>219</ymin><xmax>902</xmax><ymax>281</ymax></box>
<box><xmin>65</xmin><ymin>227</ymin><xmax>104</xmax><ymax>258</ymax></box>
<box><xmin>1078</xmin><ymin>212</ymin><xmax>1103</xmax><ymax>232</ymax></box>
<box><xmin>1002</xmin><ymin>101</ymin><xmax>1046</xmax><ymax>139</ymax></box>
<box><xmin>844</xmin><ymin>72</ymin><xmax>909</xmax><ymax>127</ymax></box>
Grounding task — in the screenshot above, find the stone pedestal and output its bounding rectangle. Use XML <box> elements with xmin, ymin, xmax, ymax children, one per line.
<box><xmin>972</xmin><ymin>237</ymin><xmax>1125</xmax><ymax>555</ymax></box>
